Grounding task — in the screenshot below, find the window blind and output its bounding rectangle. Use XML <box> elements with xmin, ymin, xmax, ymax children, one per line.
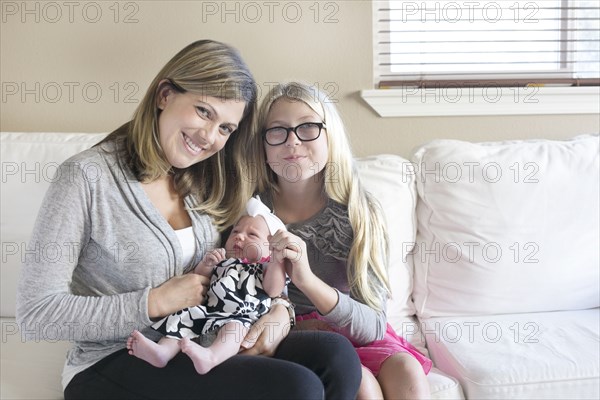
<box><xmin>375</xmin><ymin>0</ymin><xmax>600</xmax><ymax>87</ymax></box>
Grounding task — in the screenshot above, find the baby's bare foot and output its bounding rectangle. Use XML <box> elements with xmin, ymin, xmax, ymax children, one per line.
<box><xmin>127</xmin><ymin>330</ymin><xmax>170</xmax><ymax>368</ymax></box>
<box><xmin>180</xmin><ymin>337</ymin><xmax>218</xmax><ymax>375</ymax></box>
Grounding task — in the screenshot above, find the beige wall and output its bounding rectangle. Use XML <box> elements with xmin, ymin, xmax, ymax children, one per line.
<box><xmin>1</xmin><ymin>0</ymin><xmax>598</xmax><ymax>158</ymax></box>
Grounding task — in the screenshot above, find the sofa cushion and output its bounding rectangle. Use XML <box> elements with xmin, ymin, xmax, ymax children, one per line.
<box><xmin>357</xmin><ymin>155</ymin><xmax>418</xmax><ymax>319</ymax></box>
<box><xmin>422</xmin><ymin>309</ymin><xmax>600</xmax><ymax>399</ymax></box>
<box><xmin>427</xmin><ymin>367</ymin><xmax>466</xmax><ymax>400</ymax></box>
<box><xmin>1</xmin><ymin>317</ymin><xmax>70</xmax><ymax>400</ymax></box>
<box><xmin>1</xmin><ymin>132</ymin><xmax>108</xmax><ymax>317</ymax></box>
<box><xmin>411</xmin><ymin>135</ymin><xmax>600</xmax><ymax>318</ymax></box>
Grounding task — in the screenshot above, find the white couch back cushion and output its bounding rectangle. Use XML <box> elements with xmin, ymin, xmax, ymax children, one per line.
<box><xmin>1</xmin><ymin>132</ymin><xmax>108</xmax><ymax>317</ymax></box>
<box><xmin>356</xmin><ymin>155</ymin><xmax>418</xmax><ymax>321</ymax></box>
<box><xmin>412</xmin><ymin>135</ymin><xmax>600</xmax><ymax>318</ymax></box>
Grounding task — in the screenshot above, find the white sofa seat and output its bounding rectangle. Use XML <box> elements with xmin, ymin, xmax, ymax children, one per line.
<box><xmin>423</xmin><ymin>309</ymin><xmax>600</xmax><ymax>399</ymax></box>
<box><xmin>1</xmin><ymin>317</ymin><xmax>70</xmax><ymax>400</ymax></box>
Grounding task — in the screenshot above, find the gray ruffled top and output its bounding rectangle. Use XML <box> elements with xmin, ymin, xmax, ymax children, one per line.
<box><xmin>260</xmin><ymin>193</ymin><xmax>387</xmax><ymax>345</ymax></box>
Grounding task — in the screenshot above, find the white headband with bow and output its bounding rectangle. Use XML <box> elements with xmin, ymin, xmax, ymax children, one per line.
<box><xmin>246</xmin><ymin>196</ymin><xmax>286</xmax><ymax>235</ymax></box>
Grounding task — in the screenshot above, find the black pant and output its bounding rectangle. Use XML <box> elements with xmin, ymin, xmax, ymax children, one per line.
<box><xmin>64</xmin><ymin>331</ymin><xmax>361</xmax><ymax>400</ymax></box>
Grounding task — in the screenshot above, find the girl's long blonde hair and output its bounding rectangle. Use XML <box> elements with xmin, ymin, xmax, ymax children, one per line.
<box><xmin>100</xmin><ymin>40</ymin><xmax>258</xmax><ymax>229</ymax></box>
<box><xmin>254</xmin><ymin>82</ymin><xmax>391</xmax><ymax>311</ymax></box>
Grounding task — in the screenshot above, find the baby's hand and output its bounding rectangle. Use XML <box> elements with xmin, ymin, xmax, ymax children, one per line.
<box><xmin>204</xmin><ymin>248</ymin><xmax>226</xmax><ymax>265</ymax></box>
<box><xmin>194</xmin><ymin>248</ymin><xmax>226</xmax><ymax>276</ymax></box>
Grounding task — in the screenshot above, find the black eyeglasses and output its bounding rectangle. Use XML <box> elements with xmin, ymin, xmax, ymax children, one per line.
<box><xmin>263</xmin><ymin>122</ymin><xmax>326</xmax><ymax>146</ymax></box>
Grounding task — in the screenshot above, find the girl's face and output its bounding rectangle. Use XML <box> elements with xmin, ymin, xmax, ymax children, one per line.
<box><xmin>263</xmin><ymin>98</ymin><xmax>328</xmax><ymax>184</ymax></box>
<box><xmin>225</xmin><ymin>216</ymin><xmax>271</xmax><ymax>262</ymax></box>
<box><xmin>157</xmin><ymin>84</ymin><xmax>246</xmax><ymax>169</ymax></box>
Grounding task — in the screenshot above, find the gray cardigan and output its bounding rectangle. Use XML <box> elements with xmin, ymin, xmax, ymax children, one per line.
<box><xmin>16</xmin><ymin>141</ymin><xmax>218</xmax><ymax>387</ymax></box>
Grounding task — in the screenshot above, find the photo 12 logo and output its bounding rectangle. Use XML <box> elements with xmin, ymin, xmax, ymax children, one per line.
<box><xmin>400</xmin><ymin>160</ymin><xmax>540</xmax><ymax>184</ymax></box>
<box><xmin>200</xmin><ymin>1</ymin><xmax>340</xmax><ymax>23</ymax></box>
<box><xmin>1</xmin><ymin>240</ymin><xmax>140</xmax><ymax>266</ymax></box>
<box><xmin>1</xmin><ymin>81</ymin><xmax>140</xmax><ymax>104</ymax></box>
<box><xmin>1</xmin><ymin>320</ymin><xmax>139</xmax><ymax>343</ymax></box>
<box><xmin>398</xmin><ymin>85</ymin><xmax>540</xmax><ymax>105</ymax></box>
<box><xmin>396</xmin><ymin>1</ymin><xmax>540</xmax><ymax>23</ymax></box>
<box><xmin>401</xmin><ymin>320</ymin><xmax>541</xmax><ymax>344</ymax></box>
<box><xmin>404</xmin><ymin>241</ymin><xmax>540</xmax><ymax>264</ymax></box>
<box><xmin>1</xmin><ymin>1</ymin><xmax>140</xmax><ymax>23</ymax></box>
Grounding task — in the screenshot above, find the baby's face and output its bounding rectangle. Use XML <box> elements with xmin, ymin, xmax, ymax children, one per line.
<box><xmin>225</xmin><ymin>215</ymin><xmax>271</xmax><ymax>262</ymax></box>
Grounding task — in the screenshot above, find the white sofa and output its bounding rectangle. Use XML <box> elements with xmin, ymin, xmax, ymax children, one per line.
<box><xmin>1</xmin><ymin>132</ymin><xmax>598</xmax><ymax>399</ymax></box>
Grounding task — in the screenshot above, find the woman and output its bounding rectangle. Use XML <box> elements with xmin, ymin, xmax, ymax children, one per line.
<box><xmin>16</xmin><ymin>41</ymin><xmax>360</xmax><ymax>399</ymax></box>
<box><xmin>253</xmin><ymin>82</ymin><xmax>432</xmax><ymax>399</ymax></box>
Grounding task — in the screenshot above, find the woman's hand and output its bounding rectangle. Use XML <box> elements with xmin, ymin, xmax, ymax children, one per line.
<box><xmin>295</xmin><ymin>319</ymin><xmax>336</xmax><ymax>332</ymax></box>
<box><xmin>238</xmin><ymin>304</ymin><xmax>291</xmax><ymax>356</ymax></box>
<box><xmin>148</xmin><ymin>274</ymin><xmax>210</xmax><ymax>319</ymax></box>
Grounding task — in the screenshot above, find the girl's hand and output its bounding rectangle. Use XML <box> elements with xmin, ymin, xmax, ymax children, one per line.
<box><xmin>268</xmin><ymin>230</ymin><xmax>314</xmax><ymax>289</ymax></box>
<box><xmin>148</xmin><ymin>273</ymin><xmax>209</xmax><ymax>318</ymax></box>
<box><xmin>269</xmin><ymin>230</ymin><xmax>339</xmax><ymax>316</ymax></box>
<box><xmin>239</xmin><ymin>304</ymin><xmax>291</xmax><ymax>356</ymax></box>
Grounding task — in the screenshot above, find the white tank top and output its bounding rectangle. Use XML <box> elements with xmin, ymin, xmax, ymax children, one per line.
<box><xmin>174</xmin><ymin>226</ymin><xmax>196</xmax><ymax>268</ymax></box>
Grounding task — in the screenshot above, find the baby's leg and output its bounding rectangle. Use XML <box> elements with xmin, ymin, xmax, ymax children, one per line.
<box><xmin>377</xmin><ymin>353</ymin><xmax>431</xmax><ymax>400</ymax></box>
<box><xmin>356</xmin><ymin>365</ymin><xmax>383</xmax><ymax>400</ymax></box>
<box><xmin>126</xmin><ymin>330</ymin><xmax>180</xmax><ymax>368</ymax></box>
<box><xmin>181</xmin><ymin>322</ymin><xmax>248</xmax><ymax>375</ymax></box>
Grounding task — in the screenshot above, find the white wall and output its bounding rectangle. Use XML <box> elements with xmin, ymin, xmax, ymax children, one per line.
<box><xmin>1</xmin><ymin>0</ymin><xmax>598</xmax><ymax>158</ymax></box>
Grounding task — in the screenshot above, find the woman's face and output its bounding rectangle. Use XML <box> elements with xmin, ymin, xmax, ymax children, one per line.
<box><xmin>157</xmin><ymin>84</ymin><xmax>246</xmax><ymax>169</ymax></box>
<box><xmin>263</xmin><ymin>98</ymin><xmax>328</xmax><ymax>184</ymax></box>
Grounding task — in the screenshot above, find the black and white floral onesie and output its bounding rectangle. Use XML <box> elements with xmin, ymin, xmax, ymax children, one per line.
<box><xmin>152</xmin><ymin>257</ymin><xmax>274</xmax><ymax>339</ymax></box>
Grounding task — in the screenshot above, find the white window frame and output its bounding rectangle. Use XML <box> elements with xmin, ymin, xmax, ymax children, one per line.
<box><xmin>362</xmin><ymin>0</ymin><xmax>600</xmax><ymax>117</ymax></box>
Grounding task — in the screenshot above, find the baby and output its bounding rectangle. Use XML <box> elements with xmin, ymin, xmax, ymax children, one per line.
<box><xmin>127</xmin><ymin>197</ymin><xmax>287</xmax><ymax>374</ymax></box>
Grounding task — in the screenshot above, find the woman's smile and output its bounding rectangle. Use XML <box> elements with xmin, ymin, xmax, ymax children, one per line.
<box><xmin>181</xmin><ymin>132</ymin><xmax>204</xmax><ymax>156</ymax></box>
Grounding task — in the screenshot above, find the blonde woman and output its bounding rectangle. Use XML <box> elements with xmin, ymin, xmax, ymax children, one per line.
<box><xmin>253</xmin><ymin>82</ymin><xmax>432</xmax><ymax>399</ymax></box>
<box><xmin>16</xmin><ymin>43</ymin><xmax>361</xmax><ymax>399</ymax></box>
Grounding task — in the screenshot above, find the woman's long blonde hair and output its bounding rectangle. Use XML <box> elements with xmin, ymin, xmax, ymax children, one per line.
<box><xmin>100</xmin><ymin>40</ymin><xmax>258</xmax><ymax>229</ymax></box>
<box><xmin>254</xmin><ymin>82</ymin><xmax>391</xmax><ymax>311</ymax></box>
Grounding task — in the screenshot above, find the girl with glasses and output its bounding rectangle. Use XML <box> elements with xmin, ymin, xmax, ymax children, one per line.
<box><xmin>253</xmin><ymin>81</ymin><xmax>433</xmax><ymax>400</ymax></box>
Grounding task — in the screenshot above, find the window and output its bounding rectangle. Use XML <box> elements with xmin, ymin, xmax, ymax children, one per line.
<box><xmin>363</xmin><ymin>0</ymin><xmax>600</xmax><ymax>117</ymax></box>
<box><xmin>374</xmin><ymin>0</ymin><xmax>599</xmax><ymax>87</ymax></box>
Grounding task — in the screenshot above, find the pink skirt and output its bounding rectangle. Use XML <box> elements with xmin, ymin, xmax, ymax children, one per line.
<box><xmin>296</xmin><ymin>312</ymin><xmax>432</xmax><ymax>376</ymax></box>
